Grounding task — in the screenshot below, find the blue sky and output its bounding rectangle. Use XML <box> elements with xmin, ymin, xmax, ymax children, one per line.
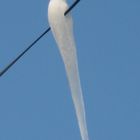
<box><xmin>0</xmin><ymin>0</ymin><xmax>140</xmax><ymax>140</ymax></box>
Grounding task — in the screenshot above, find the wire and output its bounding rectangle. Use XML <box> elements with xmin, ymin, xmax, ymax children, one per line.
<box><xmin>64</xmin><ymin>0</ymin><xmax>80</xmax><ymax>16</ymax></box>
<box><xmin>0</xmin><ymin>0</ymin><xmax>81</xmax><ymax>77</ymax></box>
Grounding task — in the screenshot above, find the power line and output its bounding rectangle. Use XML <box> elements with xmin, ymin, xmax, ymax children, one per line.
<box><xmin>0</xmin><ymin>0</ymin><xmax>80</xmax><ymax>77</ymax></box>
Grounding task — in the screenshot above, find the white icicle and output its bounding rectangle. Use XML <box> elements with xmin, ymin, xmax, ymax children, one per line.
<box><xmin>48</xmin><ymin>1</ymin><xmax>89</xmax><ymax>140</ymax></box>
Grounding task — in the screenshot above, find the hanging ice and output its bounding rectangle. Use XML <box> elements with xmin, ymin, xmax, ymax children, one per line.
<box><xmin>48</xmin><ymin>1</ymin><xmax>89</xmax><ymax>140</ymax></box>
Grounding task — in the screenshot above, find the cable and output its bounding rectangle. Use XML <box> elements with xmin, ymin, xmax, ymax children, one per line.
<box><xmin>0</xmin><ymin>0</ymin><xmax>80</xmax><ymax>77</ymax></box>
<box><xmin>64</xmin><ymin>0</ymin><xmax>80</xmax><ymax>16</ymax></box>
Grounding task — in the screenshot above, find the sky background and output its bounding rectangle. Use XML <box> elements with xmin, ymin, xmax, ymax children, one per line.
<box><xmin>0</xmin><ymin>0</ymin><xmax>140</xmax><ymax>140</ymax></box>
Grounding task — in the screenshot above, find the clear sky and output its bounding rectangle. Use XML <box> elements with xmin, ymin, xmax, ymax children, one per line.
<box><xmin>0</xmin><ymin>0</ymin><xmax>140</xmax><ymax>140</ymax></box>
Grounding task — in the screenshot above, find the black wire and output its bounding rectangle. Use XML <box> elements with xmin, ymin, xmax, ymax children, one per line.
<box><xmin>0</xmin><ymin>0</ymin><xmax>80</xmax><ymax>77</ymax></box>
<box><xmin>0</xmin><ymin>28</ymin><xmax>51</xmax><ymax>77</ymax></box>
<box><xmin>64</xmin><ymin>0</ymin><xmax>80</xmax><ymax>16</ymax></box>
